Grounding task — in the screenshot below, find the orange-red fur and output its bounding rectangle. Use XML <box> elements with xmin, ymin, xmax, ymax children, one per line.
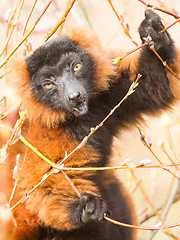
<box><xmin>5</xmin><ymin>122</ymin><xmax>100</xmax><ymax>233</ymax></box>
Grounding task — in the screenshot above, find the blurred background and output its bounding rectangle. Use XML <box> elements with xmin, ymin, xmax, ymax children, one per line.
<box><xmin>0</xmin><ymin>0</ymin><xmax>180</xmax><ymax>239</ymax></box>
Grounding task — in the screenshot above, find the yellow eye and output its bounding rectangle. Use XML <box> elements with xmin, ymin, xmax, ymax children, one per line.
<box><xmin>44</xmin><ymin>83</ymin><xmax>53</xmax><ymax>89</ymax></box>
<box><xmin>73</xmin><ymin>63</ymin><xmax>81</xmax><ymax>72</ymax></box>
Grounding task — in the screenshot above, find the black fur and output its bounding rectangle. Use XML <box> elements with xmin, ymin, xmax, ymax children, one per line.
<box><xmin>24</xmin><ymin>10</ymin><xmax>175</xmax><ymax>240</ymax></box>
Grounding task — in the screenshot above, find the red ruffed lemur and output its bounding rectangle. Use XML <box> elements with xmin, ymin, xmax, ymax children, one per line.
<box><xmin>1</xmin><ymin>9</ymin><xmax>180</xmax><ymax>240</ymax></box>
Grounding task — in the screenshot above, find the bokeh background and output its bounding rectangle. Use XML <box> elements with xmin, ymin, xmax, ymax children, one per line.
<box><xmin>0</xmin><ymin>0</ymin><xmax>180</xmax><ymax>239</ymax></box>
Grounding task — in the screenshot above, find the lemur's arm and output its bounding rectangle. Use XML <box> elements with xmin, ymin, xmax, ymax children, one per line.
<box><xmin>110</xmin><ymin>10</ymin><xmax>179</xmax><ymax>124</ymax></box>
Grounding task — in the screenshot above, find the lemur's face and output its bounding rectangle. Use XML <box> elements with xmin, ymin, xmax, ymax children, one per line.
<box><xmin>26</xmin><ymin>37</ymin><xmax>95</xmax><ymax>117</ymax></box>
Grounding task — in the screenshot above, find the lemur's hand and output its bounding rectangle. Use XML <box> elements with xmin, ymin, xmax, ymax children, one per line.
<box><xmin>139</xmin><ymin>9</ymin><xmax>170</xmax><ymax>51</ymax></box>
<box><xmin>71</xmin><ymin>193</ymin><xmax>110</xmax><ymax>225</ymax></box>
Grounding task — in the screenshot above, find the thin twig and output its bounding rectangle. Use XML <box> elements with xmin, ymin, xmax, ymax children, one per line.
<box><xmin>138</xmin><ymin>128</ymin><xmax>180</xmax><ymax>181</ymax></box>
<box><xmin>8</xmin><ymin>180</ymin><xmax>18</xmax><ymax>207</ymax></box>
<box><xmin>129</xmin><ymin>168</ymin><xmax>175</xmax><ymax>238</ymax></box>
<box><xmin>1</xmin><ymin>102</ymin><xmax>21</xmax><ymax>120</ymax></box>
<box><xmin>19</xmin><ymin>135</ymin><xmax>56</xmax><ymax>168</ymax></box>
<box><xmin>0</xmin><ymin>0</ymin><xmax>54</xmax><ymax>69</ymax></box>
<box><xmin>113</xmin><ymin>40</ymin><xmax>151</xmax><ymax>64</ymax></box>
<box><xmin>108</xmin><ymin>0</ymin><xmax>138</xmax><ymax>47</ymax></box>
<box><xmin>164</xmin><ymin>124</ymin><xmax>180</xmax><ymax>162</ymax></box>
<box><xmin>0</xmin><ymin>0</ymin><xmax>25</xmax><ymax>57</ymax></box>
<box><xmin>21</xmin><ymin>0</ymin><xmax>38</xmax><ymax>38</ymax></box>
<box><xmin>5</xmin><ymin>0</ymin><xmax>23</xmax><ymax>54</ymax></box>
<box><xmin>44</xmin><ymin>0</ymin><xmax>76</xmax><ymax>41</ymax></box>
<box><xmin>5</xmin><ymin>111</ymin><xmax>26</xmax><ymax>151</ymax></box>
<box><xmin>139</xmin><ymin>205</ymin><xmax>162</xmax><ymax>224</ymax></box>
<box><xmin>104</xmin><ymin>215</ymin><xmax>180</xmax><ymax>231</ymax></box>
<box><xmin>61</xmin><ymin>170</ymin><xmax>81</xmax><ymax>198</ymax></box>
<box><xmin>138</xmin><ymin>0</ymin><xmax>180</xmax><ymax>19</ymax></box>
<box><xmin>146</xmin><ymin>175</ymin><xmax>180</xmax><ymax>240</ymax></box>
<box><xmin>160</xmin><ymin>142</ymin><xmax>179</xmax><ymax>172</ymax></box>
<box><xmin>150</xmin><ymin>45</ymin><xmax>180</xmax><ymax>81</ymax></box>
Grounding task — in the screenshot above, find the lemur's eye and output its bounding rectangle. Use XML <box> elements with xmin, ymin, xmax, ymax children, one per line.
<box><xmin>73</xmin><ymin>63</ymin><xmax>81</xmax><ymax>72</ymax></box>
<box><xmin>44</xmin><ymin>83</ymin><xmax>53</xmax><ymax>89</ymax></box>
